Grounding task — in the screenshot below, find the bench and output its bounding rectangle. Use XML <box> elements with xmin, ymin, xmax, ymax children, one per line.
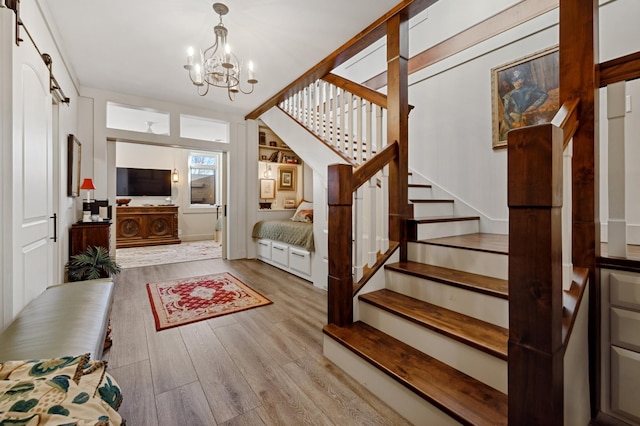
<box><xmin>0</xmin><ymin>278</ymin><xmax>114</xmax><ymax>361</ymax></box>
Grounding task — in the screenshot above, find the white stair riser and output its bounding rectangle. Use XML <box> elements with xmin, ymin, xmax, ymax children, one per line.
<box><xmin>323</xmin><ymin>336</ymin><xmax>460</xmax><ymax>426</ymax></box>
<box><xmin>416</xmin><ymin>220</ymin><xmax>479</xmax><ymax>240</ymax></box>
<box><xmin>360</xmin><ymin>303</ymin><xmax>507</xmax><ymax>393</ymax></box>
<box><xmin>409</xmin><ymin>186</ymin><xmax>433</xmax><ymax>199</ymax></box>
<box><xmin>408</xmin><ymin>242</ymin><xmax>508</xmax><ymax>280</ymax></box>
<box><xmin>385</xmin><ymin>270</ymin><xmax>508</xmax><ymax>328</ymax></box>
<box><xmin>411</xmin><ymin>202</ymin><xmax>454</xmax><ymax>217</ymax></box>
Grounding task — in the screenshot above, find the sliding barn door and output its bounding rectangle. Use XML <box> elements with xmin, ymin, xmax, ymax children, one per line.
<box><xmin>10</xmin><ymin>27</ymin><xmax>54</xmax><ymax>317</ymax></box>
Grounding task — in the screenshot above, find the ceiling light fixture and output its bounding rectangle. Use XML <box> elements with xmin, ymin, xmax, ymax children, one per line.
<box><xmin>183</xmin><ymin>2</ymin><xmax>258</xmax><ymax>101</ymax></box>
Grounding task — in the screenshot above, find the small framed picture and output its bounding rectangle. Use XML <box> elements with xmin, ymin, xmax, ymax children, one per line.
<box><xmin>259</xmin><ymin>179</ymin><xmax>276</xmax><ymax>199</ymax></box>
<box><xmin>278</xmin><ymin>167</ymin><xmax>295</xmax><ymax>191</ymax></box>
<box><xmin>284</xmin><ymin>198</ymin><xmax>296</xmax><ymax>209</ymax></box>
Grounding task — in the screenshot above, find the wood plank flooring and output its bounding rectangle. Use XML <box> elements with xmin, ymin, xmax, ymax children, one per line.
<box><xmin>103</xmin><ymin>258</ymin><xmax>411</xmax><ymax>425</ymax></box>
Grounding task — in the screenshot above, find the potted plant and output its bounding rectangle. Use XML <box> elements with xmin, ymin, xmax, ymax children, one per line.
<box><xmin>66</xmin><ymin>246</ymin><xmax>121</xmax><ymax>282</ymax></box>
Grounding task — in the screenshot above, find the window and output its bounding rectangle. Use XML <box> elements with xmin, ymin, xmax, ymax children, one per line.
<box><xmin>190</xmin><ymin>152</ymin><xmax>222</xmax><ymax>206</ymax></box>
<box><xmin>180</xmin><ymin>114</ymin><xmax>228</xmax><ymax>142</ymax></box>
<box><xmin>106</xmin><ymin>102</ymin><xmax>170</xmax><ymax>135</ymax></box>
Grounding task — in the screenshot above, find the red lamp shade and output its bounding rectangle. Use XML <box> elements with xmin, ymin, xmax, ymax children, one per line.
<box><xmin>80</xmin><ymin>178</ymin><xmax>95</xmax><ymax>190</ymax></box>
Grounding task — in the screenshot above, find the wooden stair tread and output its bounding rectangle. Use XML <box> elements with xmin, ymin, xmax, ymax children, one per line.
<box><xmin>386</xmin><ymin>261</ymin><xmax>508</xmax><ymax>299</ymax></box>
<box><xmin>409</xmin><ymin>215</ymin><xmax>479</xmax><ymax>224</ymax></box>
<box><xmin>323</xmin><ymin>322</ymin><xmax>508</xmax><ymax>426</ymax></box>
<box><xmin>410</xmin><ymin>198</ymin><xmax>454</xmax><ymax>203</ymax></box>
<box><xmin>408</xmin><ymin>183</ymin><xmax>432</xmax><ymax>188</ymax></box>
<box><xmin>361</xmin><ymin>289</ymin><xmax>508</xmax><ymax>360</ymax></box>
<box><xmin>415</xmin><ymin>233</ymin><xmax>509</xmax><ymax>255</ymax></box>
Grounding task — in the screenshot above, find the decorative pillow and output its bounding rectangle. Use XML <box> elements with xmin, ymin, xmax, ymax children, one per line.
<box><xmin>0</xmin><ymin>411</ymin><xmax>99</xmax><ymax>425</ymax></box>
<box><xmin>0</xmin><ymin>354</ymin><xmax>90</xmax><ymax>384</ymax></box>
<box><xmin>0</xmin><ymin>376</ymin><xmax>122</xmax><ymax>425</ymax></box>
<box><xmin>79</xmin><ymin>361</ymin><xmax>123</xmax><ymax>412</ymax></box>
<box><xmin>291</xmin><ymin>201</ymin><xmax>313</xmax><ymax>223</ymax></box>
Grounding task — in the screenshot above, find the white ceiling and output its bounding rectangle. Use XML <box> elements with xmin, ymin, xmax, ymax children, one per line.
<box><xmin>40</xmin><ymin>0</ymin><xmax>401</xmax><ymax>117</ymax></box>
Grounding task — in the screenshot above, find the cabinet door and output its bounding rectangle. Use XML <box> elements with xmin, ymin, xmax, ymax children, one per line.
<box><xmin>611</xmin><ymin>346</ymin><xmax>640</xmax><ymax>423</ymax></box>
<box><xmin>257</xmin><ymin>239</ymin><xmax>271</xmax><ymax>259</ymax></box>
<box><xmin>289</xmin><ymin>248</ymin><xmax>311</xmax><ymax>275</ymax></box>
<box><xmin>271</xmin><ymin>243</ymin><xmax>288</xmax><ymax>267</ymax></box>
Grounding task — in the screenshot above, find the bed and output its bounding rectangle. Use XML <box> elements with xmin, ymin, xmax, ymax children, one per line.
<box><xmin>252</xmin><ymin>202</ymin><xmax>315</xmax><ymax>280</ymax></box>
<box><xmin>251</xmin><ymin>219</ymin><xmax>314</xmax><ymax>252</ymax></box>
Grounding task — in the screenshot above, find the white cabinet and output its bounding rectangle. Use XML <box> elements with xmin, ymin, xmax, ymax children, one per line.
<box><xmin>606</xmin><ymin>272</ymin><xmax>640</xmax><ymax>424</ymax></box>
<box><xmin>611</xmin><ymin>346</ymin><xmax>640</xmax><ymax>423</ymax></box>
<box><xmin>257</xmin><ymin>239</ymin><xmax>271</xmax><ymax>259</ymax></box>
<box><xmin>290</xmin><ymin>247</ymin><xmax>311</xmax><ymax>275</ymax></box>
<box><xmin>255</xmin><ymin>238</ymin><xmax>312</xmax><ymax>281</ymax></box>
<box><xmin>271</xmin><ymin>242</ymin><xmax>289</xmax><ymax>267</ymax></box>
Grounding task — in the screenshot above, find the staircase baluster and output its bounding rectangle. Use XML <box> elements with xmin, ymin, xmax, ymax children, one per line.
<box><xmin>366</xmin><ymin>101</ymin><xmax>373</xmax><ymax>161</ymax></box>
<box><xmin>338</xmin><ymin>88</ymin><xmax>345</xmax><ymax>153</ymax></box>
<box><xmin>308</xmin><ymin>84</ymin><xmax>313</xmax><ymax>130</ymax></box>
<box><xmin>353</xmin><ymin>187</ymin><xmax>364</xmax><ymax>282</ymax></box>
<box><xmin>376</xmin><ymin>104</ymin><xmax>384</xmax><ymax>150</ymax></box>
<box><xmin>314</xmin><ymin>81</ymin><xmax>321</xmax><ymax>136</ymax></box>
<box><xmin>562</xmin><ymin>141</ymin><xmax>574</xmax><ymax>290</ymax></box>
<box><xmin>331</xmin><ymin>84</ymin><xmax>338</xmax><ymax>149</ymax></box>
<box><xmin>347</xmin><ymin>92</ymin><xmax>353</xmax><ymax>160</ymax></box>
<box><xmin>356</xmin><ymin>96</ymin><xmax>363</xmax><ymax>164</ymax></box>
<box><xmin>324</xmin><ymin>80</ymin><xmax>330</xmax><ymax>140</ymax></box>
<box><xmin>381</xmin><ymin>164</ymin><xmax>389</xmax><ymax>253</ymax></box>
<box><xmin>368</xmin><ymin>176</ymin><xmax>378</xmax><ymax>266</ymax></box>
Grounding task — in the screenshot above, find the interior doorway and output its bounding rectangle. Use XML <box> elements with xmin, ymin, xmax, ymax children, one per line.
<box><xmin>108</xmin><ymin>141</ymin><xmax>227</xmax><ymax>268</ymax></box>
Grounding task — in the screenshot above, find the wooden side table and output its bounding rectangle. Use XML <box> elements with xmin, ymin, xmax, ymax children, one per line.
<box><xmin>69</xmin><ymin>221</ymin><xmax>111</xmax><ymax>257</ymax></box>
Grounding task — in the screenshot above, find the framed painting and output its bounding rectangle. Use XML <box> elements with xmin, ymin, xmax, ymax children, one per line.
<box><xmin>491</xmin><ymin>46</ymin><xmax>559</xmax><ymax>149</ymax></box>
<box><xmin>67</xmin><ymin>134</ymin><xmax>82</xmax><ymax>197</ymax></box>
<box><xmin>259</xmin><ymin>179</ymin><xmax>276</xmax><ymax>199</ymax></box>
<box><xmin>278</xmin><ymin>167</ymin><xmax>295</xmax><ymax>191</ymax></box>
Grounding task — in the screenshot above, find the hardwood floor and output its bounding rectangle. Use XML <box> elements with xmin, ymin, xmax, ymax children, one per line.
<box><xmin>103</xmin><ymin>258</ymin><xmax>411</xmax><ymax>425</ymax></box>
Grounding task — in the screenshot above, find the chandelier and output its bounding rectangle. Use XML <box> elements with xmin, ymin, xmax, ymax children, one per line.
<box><xmin>183</xmin><ymin>3</ymin><xmax>258</xmax><ymax>101</ymax></box>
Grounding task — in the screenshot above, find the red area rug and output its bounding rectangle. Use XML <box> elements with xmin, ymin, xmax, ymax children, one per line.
<box><xmin>146</xmin><ymin>272</ymin><xmax>272</xmax><ymax>331</ymax></box>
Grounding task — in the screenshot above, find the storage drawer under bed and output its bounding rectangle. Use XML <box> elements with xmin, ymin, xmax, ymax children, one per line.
<box><xmin>289</xmin><ymin>247</ymin><xmax>311</xmax><ymax>275</ymax></box>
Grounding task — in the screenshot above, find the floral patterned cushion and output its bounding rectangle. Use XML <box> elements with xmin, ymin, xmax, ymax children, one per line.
<box><xmin>0</xmin><ymin>354</ymin><xmax>90</xmax><ymax>384</ymax></box>
<box><xmin>0</xmin><ymin>375</ymin><xmax>121</xmax><ymax>425</ymax></box>
<box><xmin>80</xmin><ymin>361</ymin><xmax>123</xmax><ymax>411</ymax></box>
<box><xmin>0</xmin><ymin>357</ymin><xmax>124</xmax><ymax>425</ymax></box>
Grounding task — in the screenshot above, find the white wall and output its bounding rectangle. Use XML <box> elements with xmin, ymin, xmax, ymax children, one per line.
<box><xmin>336</xmin><ymin>0</ymin><xmax>640</xmax><ymax>239</ymax></box>
<box><xmin>79</xmin><ymin>86</ymin><xmax>249</xmax><ymax>259</ymax></box>
<box><xmin>115</xmin><ymin>142</ymin><xmax>219</xmax><ymax>242</ymax></box>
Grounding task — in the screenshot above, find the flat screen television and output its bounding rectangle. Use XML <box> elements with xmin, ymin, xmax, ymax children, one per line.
<box><xmin>116</xmin><ymin>167</ymin><xmax>171</xmax><ymax>197</ymax></box>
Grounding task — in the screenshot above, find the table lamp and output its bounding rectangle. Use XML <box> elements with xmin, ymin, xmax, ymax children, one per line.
<box><xmin>80</xmin><ymin>178</ymin><xmax>95</xmax><ymax>222</ymax></box>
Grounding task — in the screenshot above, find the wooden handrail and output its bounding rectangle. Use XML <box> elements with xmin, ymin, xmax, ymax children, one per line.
<box><xmin>244</xmin><ymin>0</ymin><xmax>436</xmax><ymax>120</ymax></box>
<box><xmin>597</xmin><ymin>51</ymin><xmax>640</xmax><ymax>87</ymax></box>
<box><xmin>352</xmin><ymin>141</ymin><xmax>398</xmax><ymax>190</ymax></box>
<box><xmin>551</xmin><ymin>97</ymin><xmax>580</xmax><ymax>149</ymax></box>
<box><xmin>323</xmin><ymin>73</ymin><xmax>388</xmax><ymax>109</ymax></box>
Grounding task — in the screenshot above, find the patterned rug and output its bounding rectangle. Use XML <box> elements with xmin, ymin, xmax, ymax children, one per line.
<box><xmin>146</xmin><ymin>272</ymin><xmax>272</xmax><ymax>331</ymax></box>
<box><xmin>116</xmin><ymin>240</ymin><xmax>222</xmax><ymax>268</ymax></box>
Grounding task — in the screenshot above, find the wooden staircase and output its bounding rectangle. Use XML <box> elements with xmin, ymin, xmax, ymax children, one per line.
<box><xmin>323</xmin><ymin>180</ymin><xmax>511</xmax><ymax>425</ymax></box>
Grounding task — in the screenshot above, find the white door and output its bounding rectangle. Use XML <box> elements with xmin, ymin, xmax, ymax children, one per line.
<box><xmin>10</xmin><ymin>35</ymin><xmax>54</xmax><ymax>317</ymax></box>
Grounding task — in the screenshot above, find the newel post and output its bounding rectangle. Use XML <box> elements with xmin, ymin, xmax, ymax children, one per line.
<box><xmin>328</xmin><ymin>163</ymin><xmax>354</xmax><ymax>326</ymax></box>
<box><xmin>508</xmin><ymin>123</ymin><xmax>564</xmax><ymax>424</ymax></box>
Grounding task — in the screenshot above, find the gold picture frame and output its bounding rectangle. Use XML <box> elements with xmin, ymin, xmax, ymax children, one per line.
<box><xmin>278</xmin><ymin>167</ymin><xmax>296</xmax><ymax>191</ymax></box>
<box><xmin>491</xmin><ymin>46</ymin><xmax>560</xmax><ymax>149</ymax></box>
<box><xmin>259</xmin><ymin>179</ymin><xmax>276</xmax><ymax>199</ymax></box>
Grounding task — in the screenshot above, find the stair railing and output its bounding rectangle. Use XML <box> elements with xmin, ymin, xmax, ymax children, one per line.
<box><xmin>279</xmin><ymin>74</ymin><xmax>396</xmax><ymax>287</ymax></box>
<box><xmin>279</xmin><ymin>73</ymin><xmax>387</xmax><ymax>166</ymax></box>
<box><xmin>328</xmin><ymin>141</ymin><xmax>399</xmax><ymax>326</ymax></box>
